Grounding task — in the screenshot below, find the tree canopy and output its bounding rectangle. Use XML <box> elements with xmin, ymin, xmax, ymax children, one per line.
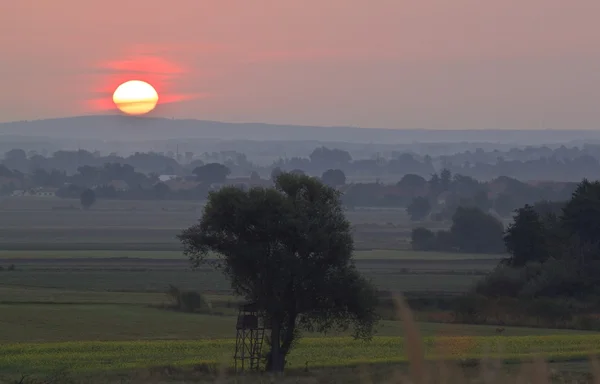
<box><xmin>178</xmin><ymin>172</ymin><xmax>378</xmax><ymax>372</ymax></box>
<box><xmin>321</xmin><ymin>169</ymin><xmax>346</xmax><ymax>187</ymax></box>
<box><xmin>406</xmin><ymin>196</ymin><xmax>431</xmax><ymax>221</ymax></box>
<box><xmin>192</xmin><ymin>163</ymin><xmax>231</xmax><ymax>184</ymax></box>
<box><xmin>80</xmin><ymin>188</ymin><xmax>96</xmax><ymax>209</ymax></box>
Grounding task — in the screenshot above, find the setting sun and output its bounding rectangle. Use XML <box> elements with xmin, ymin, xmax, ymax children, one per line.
<box><xmin>112</xmin><ymin>80</ymin><xmax>159</xmax><ymax>115</ymax></box>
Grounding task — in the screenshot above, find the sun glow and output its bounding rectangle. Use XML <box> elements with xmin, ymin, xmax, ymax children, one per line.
<box><xmin>112</xmin><ymin>80</ymin><xmax>159</xmax><ymax>115</ymax></box>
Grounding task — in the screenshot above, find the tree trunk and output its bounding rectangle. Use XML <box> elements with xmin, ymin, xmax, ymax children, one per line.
<box><xmin>267</xmin><ymin>321</ymin><xmax>285</xmax><ymax>372</ymax></box>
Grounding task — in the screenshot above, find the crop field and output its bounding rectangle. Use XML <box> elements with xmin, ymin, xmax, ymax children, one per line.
<box><xmin>0</xmin><ymin>197</ymin><xmax>462</xmax><ymax>251</ymax></box>
<box><xmin>2</xmin><ymin>335</ymin><xmax>600</xmax><ymax>375</ymax></box>
<box><xmin>4</xmin><ymin>300</ymin><xmax>589</xmax><ymax>344</ymax></box>
<box><xmin>0</xmin><ymin>249</ymin><xmax>503</xmax><ymax>261</ymax></box>
<box><xmin>0</xmin><ymin>262</ymin><xmax>489</xmax><ymax>294</ymax></box>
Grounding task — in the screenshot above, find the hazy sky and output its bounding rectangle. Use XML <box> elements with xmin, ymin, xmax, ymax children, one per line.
<box><xmin>2</xmin><ymin>1</ymin><xmax>599</xmax><ymax>130</ymax></box>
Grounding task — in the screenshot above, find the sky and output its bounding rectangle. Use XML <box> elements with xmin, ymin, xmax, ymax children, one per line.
<box><xmin>2</xmin><ymin>0</ymin><xmax>600</xmax><ymax>130</ymax></box>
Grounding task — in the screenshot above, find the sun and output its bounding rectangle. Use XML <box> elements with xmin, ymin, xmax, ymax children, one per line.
<box><xmin>112</xmin><ymin>80</ymin><xmax>159</xmax><ymax>115</ymax></box>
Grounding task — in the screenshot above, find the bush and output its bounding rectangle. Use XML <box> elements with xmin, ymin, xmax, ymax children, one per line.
<box><xmin>410</xmin><ymin>227</ymin><xmax>436</xmax><ymax>251</ymax></box>
<box><xmin>179</xmin><ymin>291</ymin><xmax>209</xmax><ymax>313</ymax></box>
<box><xmin>165</xmin><ymin>285</ymin><xmax>211</xmax><ymax>313</ymax></box>
<box><xmin>474</xmin><ymin>262</ymin><xmax>544</xmax><ymax>298</ymax></box>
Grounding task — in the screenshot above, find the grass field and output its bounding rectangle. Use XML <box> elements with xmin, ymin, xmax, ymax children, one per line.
<box><xmin>0</xmin><ymin>267</ymin><xmax>486</xmax><ymax>294</ymax></box>
<box><xmin>0</xmin><ymin>197</ymin><xmax>460</xmax><ymax>251</ymax></box>
<box><xmin>3</xmin><ymin>335</ymin><xmax>600</xmax><ymax>375</ymax></box>
<box><xmin>0</xmin><ymin>249</ymin><xmax>504</xmax><ymax>260</ymax></box>
<box><xmin>3</xmin><ymin>302</ymin><xmax>590</xmax><ymax>344</ymax></box>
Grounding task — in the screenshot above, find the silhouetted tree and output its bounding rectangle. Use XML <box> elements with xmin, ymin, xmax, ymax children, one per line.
<box><xmin>503</xmin><ymin>205</ymin><xmax>552</xmax><ymax>267</ymax></box>
<box><xmin>450</xmin><ymin>206</ymin><xmax>505</xmax><ymax>253</ymax></box>
<box><xmin>270</xmin><ymin>167</ymin><xmax>283</xmax><ymax>181</ymax></box>
<box><xmin>153</xmin><ymin>182</ymin><xmax>170</xmax><ymax>200</ymax></box>
<box><xmin>192</xmin><ymin>163</ymin><xmax>230</xmax><ymax>184</ymax></box>
<box><xmin>397</xmin><ymin>174</ymin><xmax>427</xmax><ymax>189</ymax></box>
<box><xmin>309</xmin><ymin>147</ymin><xmax>352</xmax><ymax>168</ymax></box>
<box><xmin>80</xmin><ymin>188</ymin><xmax>96</xmax><ymax>210</ymax></box>
<box><xmin>178</xmin><ymin>172</ymin><xmax>378</xmax><ymax>372</ymax></box>
<box><xmin>411</xmin><ymin>227</ymin><xmax>437</xmax><ymax>251</ymax></box>
<box><xmin>406</xmin><ymin>197</ymin><xmax>431</xmax><ymax>221</ymax></box>
<box><xmin>321</xmin><ymin>169</ymin><xmax>346</xmax><ymax>187</ymax></box>
<box><xmin>249</xmin><ymin>171</ymin><xmax>261</xmax><ymax>181</ymax></box>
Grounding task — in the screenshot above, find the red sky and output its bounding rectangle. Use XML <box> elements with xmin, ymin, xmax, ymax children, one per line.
<box><xmin>2</xmin><ymin>0</ymin><xmax>600</xmax><ymax>130</ymax></box>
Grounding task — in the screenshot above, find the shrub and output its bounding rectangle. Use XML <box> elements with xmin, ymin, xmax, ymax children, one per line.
<box><xmin>411</xmin><ymin>227</ymin><xmax>436</xmax><ymax>251</ymax></box>
<box><xmin>165</xmin><ymin>285</ymin><xmax>211</xmax><ymax>314</ymax></box>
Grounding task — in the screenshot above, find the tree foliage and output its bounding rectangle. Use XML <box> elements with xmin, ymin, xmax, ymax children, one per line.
<box><xmin>321</xmin><ymin>169</ymin><xmax>346</xmax><ymax>187</ymax></box>
<box><xmin>406</xmin><ymin>197</ymin><xmax>431</xmax><ymax>221</ymax></box>
<box><xmin>562</xmin><ymin>179</ymin><xmax>600</xmax><ymax>247</ymax></box>
<box><xmin>450</xmin><ymin>207</ymin><xmax>505</xmax><ymax>254</ymax></box>
<box><xmin>397</xmin><ymin>174</ymin><xmax>427</xmax><ymax>189</ymax></box>
<box><xmin>178</xmin><ymin>172</ymin><xmax>378</xmax><ymax>372</ymax></box>
<box><xmin>80</xmin><ymin>188</ymin><xmax>96</xmax><ymax>209</ymax></box>
<box><xmin>192</xmin><ymin>163</ymin><xmax>231</xmax><ymax>183</ymax></box>
<box><xmin>503</xmin><ymin>205</ymin><xmax>552</xmax><ymax>267</ymax></box>
<box><xmin>477</xmin><ymin>179</ymin><xmax>600</xmax><ymax>304</ymax></box>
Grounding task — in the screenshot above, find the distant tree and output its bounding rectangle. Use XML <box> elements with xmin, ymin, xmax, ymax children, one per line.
<box><xmin>178</xmin><ymin>172</ymin><xmax>378</xmax><ymax>372</ymax></box>
<box><xmin>494</xmin><ymin>193</ymin><xmax>518</xmax><ymax>217</ymax></box>
<box><xmin>411</xmin><ymin>227</ymin><xmax>437</xmax><ymax>251</ymax></box>
<box><xmin>397</xmin><ymin>174</ymin><xmax>427</xmax><ymax>189</ymax></box>
<box><xmin>435</xmin><ymin>230</ymin><xmax>454</xmax><ymax>251</ymax></box>
<box><xmin>440</xmin><ymin>168</ymin><xmax>452</xmax><ymax>192</ymax></box>
<box><xmin>503</xmin><ymin>205</ymin><xmax>552</xmax><ymax>267</ymax></box>
<box><xmin>289</xmin><ymin>169</ymin><xmax>305</xmax><ymax>176</ymax></box>
<box><xmin>321</xmin><ymin>169</ymin><xmax>346</xmax><ymax>187</ymax></box>
<box><xmin>4</xmin><ymin>148</ymin><xmax>27</xmax><ymax>162</ymax></box>
<box><xmin>192</xmin><ymin>163</ymin><xmax>230</xmax><ymax>183</ymax></box>
<box><xmin>3</xmin><ymin>148</ymin><xmax>28</xmax><ymax>172</ymax></box>
<box><xmin>249</xmin><ymin>171</ymin><xmax>261</xmax><ymax>181</ymax></box>
<box><xmin>533</xmin><ymin>200</ymin><xmax>567</xmax><ymax>217</ymax></box>
<box><xmin>406</xmin><ymin>197</ymin><xmax>431</xmax><ymax>221</ymax></box>
<box><xmin>0</xmin><ymin>165</ymin><xmax>14</xmax><ymax>178</ymax></box>
<box><xmin>309</xmin><ymin>147</ymin><xmax>352</xmax><ymax>168</ymax></box>
<box><xmin>561</xmin><ymin>179</ymin><xmax>600</xmax><ymax>247</ymax></box>
<box><xmin>429</xmin><ymin>173</ymin><xmax>442</xmax><ymax>197</ymax></box>
<box><xmin>471</xmin><ymin>190</ymin><xmax>492</xmax><ymax>212</ymax></box>
<box><xmin>153</xmin><ymin>182</ymin><xmax>170</xmax><ymax>200</ymax></box>
<box><xmin>80</xmin><ymin>188</ymin><xmax>96</xmax><ymax>210</ymax></box>
<box><xmin>188</xmin><ymin>159</ymin><xmax>205</xmax><ymax>169</ymax></box>
<box><xmin>270</xmin><ymin>167</ymin><xmax>283</xmax><ymax>181</ymax></box>
<box><xmin>450</xmin><ymin>206</ymin><xmax>505</xmax><ymax>254</ymax></box>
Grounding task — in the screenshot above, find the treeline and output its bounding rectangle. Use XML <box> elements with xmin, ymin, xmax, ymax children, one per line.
<box><xmin>0</xmin><ymin>147</ymin><xmax>582</xmax><ymax>216</ymax></box>
<box><xmin>5</xmin><ymin>144</ymin><xmax>600</xmax><ymax>183</ymax></box>
<box><xmin>343</xmin><ymin>170</ymin><xmax>576</xmax><ymax>219</ymax></box>
<box><xmin>450</xmin><ymin>179</ymin><xmax>600</xmax><ymax>327</ymax></box>
<box><xmin>410</xmin><ymin>207</ymin><xmax>505</xmax><ymax>254</ymax></box>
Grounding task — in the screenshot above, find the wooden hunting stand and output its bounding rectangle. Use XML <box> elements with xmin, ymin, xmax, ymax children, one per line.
<box><xmin>234</xmin><ymin>302</ymin><xmax>270</xmax><ymax>372</ymax></box>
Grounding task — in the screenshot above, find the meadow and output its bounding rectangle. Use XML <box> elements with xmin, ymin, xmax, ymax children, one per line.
<box><xmin>1</xmin><ymin>196</ymin><xmax>595</xmax><ymax>382</ymax></box>
<box><xmin>4</xmin><ymin>335</ymin><xmax>600</xmax><ymax>375</ymax></box>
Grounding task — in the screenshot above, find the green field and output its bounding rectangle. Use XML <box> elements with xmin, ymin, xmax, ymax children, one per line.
<box><xmin>0</xmin><ymin>249</ymin><xmax>503</xmax><ymax>260</ymax></box>
<box><xmin>3</xmin><ymin>300</ymin><xmax>590</xmax><ymax>344</ymax></box>
<box><xmin>3</xmin><ymin>335</ymin><xmax>600</xmax><ymax>375</ymax></box>
<box><xmin>0</xmin><ymin>197</ymin><xmax>453</xmax><ymax>251</ymax></box>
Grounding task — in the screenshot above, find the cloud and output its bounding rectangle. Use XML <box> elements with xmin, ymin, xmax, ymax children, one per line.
<box><xmin>87</xmin><ymin>52</ymin><xmax>203</xmax><ymax>114</ymax></box>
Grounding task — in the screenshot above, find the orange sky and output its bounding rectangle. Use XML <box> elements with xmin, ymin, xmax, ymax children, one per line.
<box><xmin>2</xmin><ymin>0</ymin><xmax>600</xmax><ymax>130</ymax></box>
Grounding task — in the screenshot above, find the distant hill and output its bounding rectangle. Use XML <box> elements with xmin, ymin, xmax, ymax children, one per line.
<box><xmin>1</xmin><ymin>115</ymin><xmax>599</xmax><ymax>145</ymax></box>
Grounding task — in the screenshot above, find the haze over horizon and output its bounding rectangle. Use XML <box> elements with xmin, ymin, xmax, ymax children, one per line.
<box><xmin>2</xmin><ymin>1</ymin><xmax>600</xmax><ymax>131</ymax></box>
